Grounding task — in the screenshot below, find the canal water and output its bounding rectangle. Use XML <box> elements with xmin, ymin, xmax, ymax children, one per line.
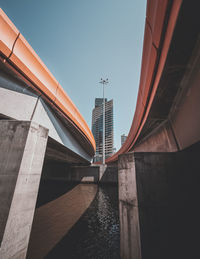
<box><xmin>46</xmin><ymin>184</ymin><xmax>120</xmax><ymax>259</ymax></box>
<box><xmin>28</xmin><ymin>181</ymin><xmax>120</xmax><ymax>259</ymax></box>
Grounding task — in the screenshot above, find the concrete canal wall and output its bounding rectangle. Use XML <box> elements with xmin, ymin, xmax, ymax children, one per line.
<box><xmin>41</xmin><ymin>161</ymin><xmax>118</xmax><ymax>184</ymax></box>
<box><xmin>118</xmin><ymin>142</ymin><xmax>200</xmax><ymax>259</ymax></box>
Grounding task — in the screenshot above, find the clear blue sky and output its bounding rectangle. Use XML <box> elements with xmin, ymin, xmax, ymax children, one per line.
<box><xmin>0</xmin><ymin>0</ymin><xmax>146</xmax><ymax>151</ymax></box>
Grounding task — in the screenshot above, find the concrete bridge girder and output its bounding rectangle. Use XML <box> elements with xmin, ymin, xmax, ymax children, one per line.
<box><xmin>0</xmin><ymin>67</ymin><xmax>92</xmax><ymax>164</ymax></box>
<box><xmin>134</xmin><ymin>21</ymin><xmax>200</xmax><ymax>153</ymax></box>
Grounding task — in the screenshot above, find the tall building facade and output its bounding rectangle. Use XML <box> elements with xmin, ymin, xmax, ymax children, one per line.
<box><xmin>92</xmin><ymin>98</ymin><xmax>114</xmax><ymax>162</ymax></box>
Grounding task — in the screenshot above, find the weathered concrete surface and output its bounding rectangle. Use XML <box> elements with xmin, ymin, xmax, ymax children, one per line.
<box><xmin>68</xmin><ymin>165</ymin><xmax>99</xmax><ymax>183</ymax></box>
<box><xmin>169</xmin><ymin>42</ymin><xmax>200</xmax><ymax>150</ymax></box>
<box><xmin>41</xmin><ymin>161</ymin><xmax>99</xmax><ymax>183</ymax></box>
<box><xmin>0</xmin><ymin>68</ymin><xmax>94</xmax><ymax>163</ymax></box>
<box><xmin>0</xmin><ymin>120</ymin><xmax>48</xmax><ymax>259</ymax></box>
<box><xmin>41</xmin><ymin>161</ymin><xmax>118</xmax><ymax>184</ymax></box>
<box><xmin>99</xmin><ymin>163</ymin><xmax>118</xmax><ymax>183</ymax></box>
<box><xmin>0</xmin><ymin>84</ymin><xmax>92</xmax><ymax>163</ymax></box>
<box><xmin>118</xmin><ymin>142</ymin><xmax>200</xmax><ymax>259</ymax></box>
<box><xmin>134</xmin><ymin>23</ymin><xmax>200</xmax><ymax>154</ymax></box>
<box><xmin>0</xmin><ymin>86</ymin><xmax>61</xmax><ymax>144</ymax></box>
<box><xmin>134</xmin><ymin>121</ymin><xmax>178</xmax><ymax>152</ymax></box>
<box><xmin>27</xmin><ymin>184</ymin><xmax>97</xmax><ymax>259</ymax></box>
<box><xmin>118</xmin><ymin>153</ymin><xmax>142</xmax><ymax>259</ymax></box>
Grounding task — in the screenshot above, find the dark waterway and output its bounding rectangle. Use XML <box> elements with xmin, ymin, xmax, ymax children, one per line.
<box><xmin>30</xmin><ymin>180</ymin><xmax>120</xmax><ymax>259</ymax></box>
<box><xmin>46</xmin><ymin>184</ymin><xmax>120</xmax><ymax>259</ymax></box>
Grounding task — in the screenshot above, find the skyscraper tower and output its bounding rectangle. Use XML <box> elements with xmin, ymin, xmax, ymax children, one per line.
<box><xmin>92</xmin><ymin>98</ymin><xmax>114</xmax><ymax>162</ymax></box>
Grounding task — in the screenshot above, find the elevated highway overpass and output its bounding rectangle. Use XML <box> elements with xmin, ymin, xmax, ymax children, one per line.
<box><xmin>1</xmin><ymin>0</ymin><xmax>200</xmax><ymax>258</ymax></box>
<box><xmin>0</xmin><ymin>8</ymin><xmax>96</xmax><ymax>258</ymax></box>
<box><xmin>110</xmin><ymin>1</ymin><xmax>200</xmax><ymax>258</ymax></box>
<box><xmin>107</xmin><ymin>0</ymin><xmax>200</xmax><ymax>162</ymax></box>
<box><xmin>0</xmin><ymin>9</ymin><xmax>95</xmax><ymax>164</ymax></box>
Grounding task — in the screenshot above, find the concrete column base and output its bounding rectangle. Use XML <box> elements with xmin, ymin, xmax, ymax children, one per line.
<box><xmin>118</xmin><ymin>142</ymin><xmax>200</xmax><ymax>259</ymax></box>
<box><xmin>0</xmin><ymin>120</ymin><xmax>48</xmax><ymax>259</ymax></box>
<box><xmin>118</xmin><ymin>153</ymin><xmax>142</xmax><ymax>259</ymax></box>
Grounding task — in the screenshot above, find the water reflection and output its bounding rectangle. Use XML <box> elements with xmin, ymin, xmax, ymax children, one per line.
<box><xmin>46</xmin><ymin>185</ymin><xmax>120</xmax><ymax>259</ymax></box>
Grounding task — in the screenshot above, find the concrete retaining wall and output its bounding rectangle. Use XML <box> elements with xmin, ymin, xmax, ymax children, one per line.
<box><xmin>42</xmin><ymin>161</ymin><xmax>118</xmax><ymax>184</ymax></box>
<box><xmin>118</xmin><ymin>141</ymin><xmax>200</xmax><ymax>259</ymax></box>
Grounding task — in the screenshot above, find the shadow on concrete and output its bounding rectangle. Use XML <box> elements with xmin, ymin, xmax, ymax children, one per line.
<box><xmin>135</xmin><ymin>141</ymin><xmax>200</xmax><ymax>259</ymax></box>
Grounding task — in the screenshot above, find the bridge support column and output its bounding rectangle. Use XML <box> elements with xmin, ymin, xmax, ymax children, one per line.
<box><xmin>0</xmin><ymin>120</ymin><xmax>48</xmax><ymax>259</ymax></box>
<box><xmin>118</xmin><ymin>153</ymin><xmax>142</xmax><ymax>259</ymax></box>
<box><xmin>118</xmin><ymin>143</ymin><xmax>200</xmax><ymax>259</ymax></box>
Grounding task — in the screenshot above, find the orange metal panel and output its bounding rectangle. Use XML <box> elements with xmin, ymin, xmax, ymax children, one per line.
<box><xmin>139</xmin><ymin>23</ymin><xmax>157</xmax><ymax>106</ymax></box>
<box><xmin>53</xmin><ymin>81</ymin><xmax>96</xmax><ymax>149</ymax></box>
<box><xmin>106</xmin><ymin>98</ymin><xmax>145</xmax><ymax>163</ymax></box>
<box><xmin>127</xmin><ymin>0</ymin><xmax>183</xmax><ymax>152</ymax></box>
<box><xmin>55</xmin><ymin>86</ymin><xmax>96</xmax><ymax>149</ymax></box>
<box><xmin>0</xmin><ymin>9</ymin><xmax>96</xmax><ymax>153</ymax></box>
<box><xmin>107</xmin><ymin>22</ymin><xmax>157</xmax><ymax>163</ymax></box>
<box><xmin>107</xmin><ymin>0</ymin><xmax>182</xmax><ymax>163</ymax></box>
<box><xmin>146</xmin><ymin>0</ymin><xmax>168</xmax><ymax>48</ymax></box>
<box><xmin>0</xmin><ymin>8</ymin><xmax>19</xmax><ymax>57</ymax></box>
<box><xmin>10</xmin><ymin>34</ymin><xmax>58</xmax><ymax>101</ymax></box>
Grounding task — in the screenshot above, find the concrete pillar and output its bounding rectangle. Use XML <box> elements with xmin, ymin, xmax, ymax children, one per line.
<box><xmin>118</xmin><ymin>153</ymin><xmax>142</xmax><ymax>259</ymax></box>
<box><xmin>118</xmin><ymin>143</ymin><xmax>200</xmax><ymax>259</ymax></box>
<box><xmin>0</xmin><ymin>120</ymin><xmax>48</xmax><ymax>259</ymax></box>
